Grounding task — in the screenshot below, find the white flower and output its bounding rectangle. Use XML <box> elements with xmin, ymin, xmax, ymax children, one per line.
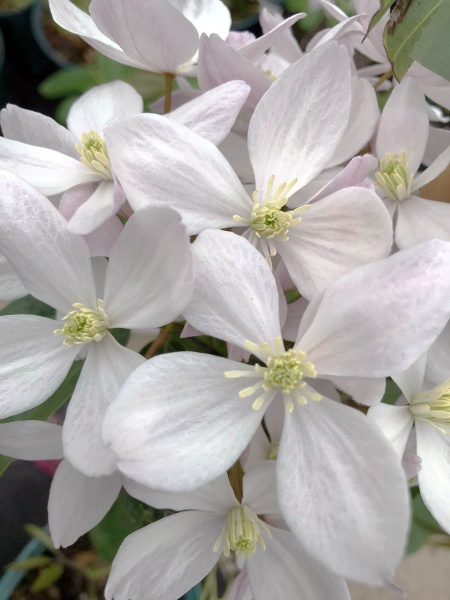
<box><xmin>374</xmin><ymin>77</ymin><xmax>450</xmax><ymax>249</ymax></box>
<box><xmin>369</xmin><ymin>353</ymin><xmax>450</xmax><ymax>534</ymax></box>
<box><xmin>0</xmin><ymin>171</ymin><xmax>193</xmax><ymax>477</ymax></box>
<box><xmin>104</xmin><ymin>231</ymin><xmax>450</xmax><ymax>583</ymax></box>
<box><xmin>106</xmin><ymin>42</ymin><xmax>393</xmax><ymax>299</ymax></box>
<box><xmin>49</xmin><ymin>0</ymin><xmax>231</xmax><ymax>75</ymax></box>
<box><xmin>105</xmin><ymin>467</ymin><xmax>351</xmax><ymax>600</ymax></box>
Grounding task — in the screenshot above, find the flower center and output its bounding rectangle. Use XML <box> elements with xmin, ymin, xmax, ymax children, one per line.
<box><xmin>410</xmin><ymin>379</ymin><xmax>450</xmax><ymax>434</ymax></box>
<box><xmin>54</xmin><ymin>300</ymin><xmax>110</xmax><ymax>347</ymax></box>
<box><xmin>213</xmin><ymin>505</ymin><xmax>270</xmax><ymax>559</ymax></box>
<box><xmin>76</xmin><ymin>131</ymin><xmax>112</xmax><ymax>180</ymax></box>
<box><xmin>225</xmin><ymin>337</ymin><xmax>319</xmax><ymax>413</ymax></box>
<box><xmin>232</xmin><ymin>176</ymin><xmax>309</xmax><ymax>263</ymax></box>
<box><xmin>268</xmin><ymin>444</ymin><xmax>279</xmax><ymax>460</ymax></box>
<box><xmin>375</xmin><ymin>150</ymin><xmax>414</xmax><ymax>201</ymax></box>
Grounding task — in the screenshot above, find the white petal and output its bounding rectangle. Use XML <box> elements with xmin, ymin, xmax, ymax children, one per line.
<box><xmin>248</xmin><ymin>43</ymin><xmax>351</xmax><ymax>197</ymax></box>
<box><xmin>124</xmin><ymin>472</ymin><xmax>237</xmax><ymax>514</ymax></box>
<box><xmin>105</xmin><ymin>511</ymin><xmax>223</xmax><ymax>600</ymax></box>
<box><xmin>412</xmin><ymin>144</ymin><xmax>450</xmax><ymax>191</ymax></box>
<box><xmin>183</xmin><ymin>230</ymin><xmax>282</xmax><ymax>353</ymax></box>
<box><xmin>171</xmin><ymin>0</ymin><xmax>230</xmax><ymax>38</ymax></box>
<box><xmin>0</xmin><ymin>316</ymin><xmax>79</xmax><ymax>418</ymax></box>
<box><xmin>105</xmin><ymin>114</ymin><xmax>251</xmax><ymax>230</ymax></box>
<box><xmin>331</xmin><ymin>375</ymin><xmax>387</xmax><ymax>406</ymax></box>
<box><xmin>49</xmin><ymin>0</ymin><xmax>143</xmax><ymax>68</ymax></box>
<box><xmin>376</xmin><ymin>78</ymin><xmax>428</xmax><ymax>174</ymax></box>
<box><xmin>67</xmin><ymin>180</ymin><xmax>117</xmax><ymax>235</ymax></box>
<box><xmin>227</xmin><ymin>570</ymin><xmax>252</xmax><ymax>600</ymax></box>
<box><xmin>298</xmin><ymin>240</ymin><xmax>450</xmax><ymax>378</ymax></box>
<box><xmin>248</xmin><ymin>526</ymin><xmax>351</xmax><ymax>600</ymax></box>
<box><xmin>0</xmin><ymin>172</ymin><xmax>96</xmax><ymax>312</ymax></box>
<box><xmin>426</xmin><ymin>322</ymin><xmax>450</xmax><ymax>386</ymax></box>
<box><xmin>102</xmin><ymin>353</ymin><xmax>263</xmax><ymax>491</ymax></box>
<box><xmin>104</xmin><ymin>206</ymin><xmax>193</xmax><ymax>329</ymax></box>
<box><xmin>391</xmin><ymin>352</ymin><xmax>427</xmax><ymax>402</ymax></box>
<box><xmin>0</xmin><ymin>421</ymin><xmax>63</xmax><ymax>460</ymax></box>
<box><xmin>197</xmin><ymin>34</ymin><xmax>271</xmax><ymax>111</ymax></box>
<box><xmin>278</xmin><ymin>188</ymin><xmax>393</xmax><ymax>299</ymax></box>
<box><xmin>0</xmin><ymin>137</ymin><xmax>95</xmax><ymax>195</ymax></box>
<box><xmin>423</xmin><ymin>126</ymin><xmax>450</xmax><ymax>167</ymax></box>
<box><xmin>259</xmin><ymin>8</ymin><xmax>303</xmax><ymax>63</ymax></box>
<box><xmin>278</xmin><ymin>398</ymin><xmax>410</xmax><ymax>584</ymax></box>
<box><xmin>328</xmin><ymin>77</ymin><xmax>379</xmax><ymax>167</ymax></box>
<box><xmin>0</xmin><ymin>253</ymin><xmax>27</xmax><ymax>301</ymax></box>
<box><xmin>242</xmin><ymin>462</ymin><xmax>279</xmax><ymax>515</ymax></box>
<box><xmin>67</xmin><ymin>81</ymin><xmax>143</xmax><ymax>139</ymax></box>
<box><xmin>396</xmin><ymin>195</ymin><xmax>450</xmax><ymax>248</ymax></box>
<box><xmin>49</xmin><ymin>459</ymin><xmax>122</xmax><ymax>548</ymax></box>
<box><xmin>368</xmin><ymin>404</ymin><xmax>414</xmax><ymax>458</ymax></box>
<box><xmin>169</xmin><ymin>81</ymin><xmax>250</xmax><ymax>146</ymax></box>
<box><xmin>1</xmin><ymin>105</ymin><xmax>78</xmax><ymax>158</ymax></box>
<box><xmin>416</xmin><ymin>421</ymin><xmax>450</xmax><ymax>534</ymax></box>
<box><xmin>89</xmin><ymin>0</ymin><xmax>199</xmax><ymax>73</ymax></box>
<box><xmin>282</xmin><ymin>297</ymin><xmax>308</xmax><ymax>342</ymax></box>
<box><xmin>63</xmin><ymin>333</ymin><xmax>144</xmax><ymax>477</ymax></box>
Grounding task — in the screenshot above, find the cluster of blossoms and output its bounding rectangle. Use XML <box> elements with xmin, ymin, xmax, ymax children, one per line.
<box><xmin>0</xmin><ymin>0</ymin><xmax>450</xmax><ymax>598</ymax></box>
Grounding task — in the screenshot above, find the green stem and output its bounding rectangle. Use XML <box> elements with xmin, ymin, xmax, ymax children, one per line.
<box><xmin>164</xmin><ymin>72</ymin><xmax>175</xmax><ymax>113</ymax></box>
<box><xmin>373</xmin><ymin>68</ymin><xmax>393</xmax><ymax>90</ymax></box>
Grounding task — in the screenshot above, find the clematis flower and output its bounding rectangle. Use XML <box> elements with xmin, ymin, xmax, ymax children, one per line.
<box><xmin>105</xmin><ymin>467</ymin><xmax>351</xmax><ymax>600</ymax></box>
<box><xmin>0</xmin><ymin>171</ymin><xmax>193</xmax><ymax>478</ymax></box>
<box><xmin>369</xmin><ymin>353</ymin><xmax>450</xmax><ymax>534</ymax></box>
<box><xmin>374</xmin><ymin>77</ymin><xmax>450</xmax><ymax>248</ymax></box>
<box><xmin>49</xmin><ymin>0</ymin><xmax>231</xmax><ymax>75</ymax></box>
<box><xmin>105</xmin><ymin>42</ymin><xmax>393</xmax><ymax>300</ymax></box>
<box><xmin>103</xmin><ymin>231</ymin><xmax>450</xmax><ymax>584</ymax></box>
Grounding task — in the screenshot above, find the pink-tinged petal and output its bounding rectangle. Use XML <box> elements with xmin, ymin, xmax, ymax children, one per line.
<box><xmin>298</xmin><ymin>240</ymin><xmax>450</xmax><ymax>378</ymax></box>
<box><xmin>0</xmin><ymin>172</ymin><xmax>96</xmax><ymax>312</ymax></box>
<box><xmin>396</xmin><ymin>195</ymin><xmax>450</xmax><ymax>248</ymax></box>
<box><xmin>282</xmin><ymin>298</ymin><xmax>308</xmax><ymax>343</ymax></box>
<box><xmin>369</xmin><ymin>404</ymin><xmax>414</xmax><ymax>458</ymax></box>
<box><xmin>248</xmin><ymin>526</ymin><xmax>351</xmax><ymax>600</ymax></box>
<box><xmin>104</xmin><ymin>206</ymin><xmax>193</xmax><ymax>329</ymax></box>
<box><xmin>169</xmin><ymin>81</ymin><xmax>250</xmax><ymax>146</ymax></box>
<box><xmin>0</xmin><ymin>137</ymin><xmax>95</xmax><ymax>195</ymax></box>
<box><xmin>423</xmin><ymin>127</ymin><xmax>450</xmax><ymax>167</ymax></box>
<box><xmin>391</xmin><ymin>353</ymin><xmax>427</xmax><ymax>402</ymax></box>
<box><xmin>90</xmin><ymin>0</ymin><xmax>199</xmax><ymax>73</ymax></box>
<box><xmin>331</xmin><ymin>375</ymin><xmax>386</xmax><ymax>406</ymax></box>
<box><xmin>416</xmin><ymin>421</ymin><xmax>450</xmax><ymax>534</ymax></box>
<box><xmin>67</xmin><ymin>81</ymin><xmax>143</xmax><ymax>139</ymax></box>
<box><xmin>49</xmin><ymin>0</ymin><xmax>144</xmax><ymax>68</ymax></box>
<box><xmin>102</xmin><ymin>353</ymin><xmax>264</xmax><ymax>491</ymax></box>
<box><xmin>308</xmin><ymin>155</ymin><xmax>378</xmax><ymax>203</ymax></box>
<box><xmin>278</xmin><ymin>398</ymin><xmax>409</xmax><ymax>584</ymax></box>
<box><xmin>376</xmin><ymin>78</ymin><xmax>428</xmax><ymax>174</ymax></box>
<box><xmin>328</xmin><ymin>78</ymin><xmax>379</xmax><ymax>167</ymax></box>
<box><xmin>183</xmin><ymin>230</ymin><xmax>282</xmax><ymax>353</ymax></box>
<box><xmin>412</xmin><ymin>144</ymin><xmax>450</xmax><ymax>192</ymax></box>
<box><xmin>227</xmin><ymin>570</ymin><xmax>251</xmax><ymax>600</ymax></box>
<box><xmin>1</xmin><ymin>104</ymin><xmax>78</xmax><ymax>158</ymax></box>
<box><xmin>171</xmin><ymin>0</ymin><xmax>231</xmax><ymax>39</ymax></box>
<box><xmin>63</xmin><ymin>333</ymin><xmax>144</xmax><ymax>477</ymax></box>
<box><xmin>0</xmin><ymin>421</ymin><xmax>63</xmax><ymax>460</ymax></box>
<box><xmin>242</xmin><ymin>462</ymin><xmax>279</xmax><ymax>515</ymax></box>
<box><xmin>105</xmin><ymin>512</ymin><xmax>223</xmax><ymax>600</ymax></box>
<box><xmin>0</xmin><ymin>316</ymin><xmax>79</xmax><ymax>418</ymax></box>
<box><xmin>238</xmin><ymin>13</ymin><xmax>305</xmax><ymax>63</ymax></box>
<box><xmin>60</xmin><ymin>183</ymin><xmax>123</xmax><ymax>257</ymax></box>
<box><xmin>402</xmin><ymin>450</ymin><xmax>422</xmax><ymax>480</ymax></box>
<box><xmin>124</xmin><ymin>472</ymin><xmax>237</xmax><ymax>514</ymax></box>
<box><xmin>105</xmin><ymin>114</ymin><xmax>251</xmax><ymax>231</ymax></box>
<box><xmin>219</xmin><ymin>129</ymin><xmax>253</xmax><ymax>185</ymax></box>
<box><xmin>248</xmin><ymin>42</ymin><xmax>351</xmax><ymax>198</ymax></box>
<box><xmin>49</xmin><ymin>459</ymin><xmax>122</xmax><ymax>548</ymax></box>
<box><xmin>426</xmin><ymin>322</ymin><xmax>450</xmax><ymax>386</ymax></box>
<box><xmin>0</xmin><ymin>254</ymin><xmax>26</xmax><ymax>301</ymax></box>
<box><xmin>198</xmin><ymin>34</ymin><xmax>271</xmax><ymax>111</ymax></box>
<box><xmin>259</xmin><ymin>8</ymin><xmax>303</xmax><ymax>63</ymax></box>
<box><xmin>278</xmin><ymin>188</ymin><xmax>393</xmax><ymax>299</ymax></box>
<box><xmin>67</xmin><ymin>180</ymin><xmax>116</xmax><ymax>235</ymax></box>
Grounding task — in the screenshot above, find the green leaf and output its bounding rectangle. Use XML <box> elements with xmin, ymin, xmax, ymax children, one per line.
<box><xmin>0</xmin><ymin>295</ymin><xmax>54</xmax><ymax>318</ymax></box>
<box><xmin>411</xmin><ymin>0</ymin><xmax>450</xmax><ymax>82</ymax></box>
<box><xmin>381</xmin><ymin>378</ymin><xmax>401</xmax><ymax>405</ymax></box>
<box><xmin>31</xmin><ymin>564</ymin><xmax>64</xmax><ymax>592</ymax></box>
<box><xmin>89</xmin><ymin>490</ymin><xmax>146</xmax><ymax>562</ymax></box>
<box><xmin>38</xmin><ymin>67</ymin><xmax>97</xmax><ymax>99</ymax></box>
<box><xmin>366</xmin><ymin>0</ymin><xmax>397</xmax><ymax>34</ymax></box>
<box><xmin>0</xmin><ymin>361</ymin><xmax>82</xmax><ymax>477</ymax></box>
<box><xmin>8</xmin><ymin>556</ymin><xmax>52</xmax><ymax>571</ymax></box>
<box><xmin>407</xmin><ymin>492</ymin><xmax>442</xmax><ymax>554</ymax></box>
<box><xmin>110</xmin><ymin>328</ymin><xmax>130</xmax><ymax>347</ymax></box>
<box><xmin>383</xmin><ymin>0</ymin><xmax>444</xmax><ymax>81</ymax></box>
<box><xmin>95</xmin><ymin>53</ymin><xmax>130</xmax><ymax>81</ymax></box>
<box><xmin>284</xmin><ymin>289</ymin><xmax>301</xmax><ymax>304</ymax></box>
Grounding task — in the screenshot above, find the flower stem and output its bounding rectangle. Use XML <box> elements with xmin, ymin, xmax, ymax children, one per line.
<box><xmin>373</xmin><ymin>68</ymin><xmax>393</xmax><ymax>90</ymax></box>
<box><xmin>145</xmin><ymin>325</ymin><xmax>170</xmax><ymax>359</ymax></box>
<box><xmin>164</xmin><ymin>72</ymin><xmax>175</xmax><ymax>113</ymax></box>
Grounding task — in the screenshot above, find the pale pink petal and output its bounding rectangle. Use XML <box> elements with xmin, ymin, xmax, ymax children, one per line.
<box><xmin>0</xmin><ymin>421</ymin><xmax>63</xmax><ymax>460</ymax></box>
<box><xmin>412</xmin><ymin>144</ymin><xmax>450</xmax><ymax>192</ymax></box>
<box><xmin>242</xmin><ymin>462</ymin><xmax>278</xmax><ymax>515</ymax></box>
<box><xmin>368</xmin><ymin>404</ymin><xmax>414</xmax><ymax>458</ymax></box>
<box><xmin>259</xmin><ymin>8</ymin><xmax>303</xmax><ymax>63</ymax></box>
<box><xmin>0</xmin><ymin>254</ymin><xmax>26</xmax><ymax>301</ymax></box>
<box><xmin>426</xmin><ymin>322</ymin><xmax>450</xmax><ymax>386</ymax></box>
<box><xmin>391</xmin><ymin>353</ymin><xmax>427</xmax><ymax>403</ymax></box>
<box><xmin>396</xmin><ymin>195</ymin><xmax>450</xmax><ymax>248</ymax></box>
<box><xmin>67</xmin><ymin>180</ymin><xmax>117</xmax><ymax>235</ymax></box>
